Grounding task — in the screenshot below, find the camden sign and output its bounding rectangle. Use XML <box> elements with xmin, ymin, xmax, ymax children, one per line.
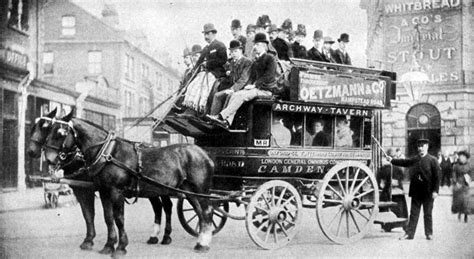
<box><xmin>297</xmin><ymin>71</ymin><xmax>388</xmax><ymax>108</ymax></box>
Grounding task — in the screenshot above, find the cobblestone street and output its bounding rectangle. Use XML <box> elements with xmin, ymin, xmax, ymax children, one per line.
<box><xmin>0</xmin><ymin>187</ymin><xmax>472</xmax><ymax>258</ymax></box>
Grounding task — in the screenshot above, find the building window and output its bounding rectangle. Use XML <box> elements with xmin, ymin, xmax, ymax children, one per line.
<box><xmin>7</xmin><ymin>0</ymin><xmax>29</xmax><ymax>31</ymax></box>
<box><xmin>141</xmin><ymin>64</ymin><xmax>149</xmax><ymax>80</ymax></box>
<box><xmin>84</xmin><ymin>110</ymin><xmax>116</xmax><ymax>131</ymax></box>
<box><xmin>61</xmin><ymin>15</ymin><xmax>76</xmax><ymax>36</ymax></box>
<box><xmin>43</xmin><ymin>52</ymin><xmax>54</xmax><ymax>75</ymax></box>
<box><xmin>88</xmin><ymin>51</ymin><xmax>102</xmax><ymax>74</ymax></box>
<box><xmin>125</xmin><ymin>54</ymin><xmax>135</xmax><ymax>81</ymax></box>
<box><xmin>138</xmin><ymin>96</ymin><xmax>149</xmax><ymax>116</ymax></box>
<box><xmin>124</xmin><ymin>90</ymin><xmax>135</xmax><ymax>117</ymax></box>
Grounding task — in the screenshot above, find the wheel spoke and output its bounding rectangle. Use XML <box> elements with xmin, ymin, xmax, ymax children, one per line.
<box><xmin>328</xmin><ymin>206</ymin><xmax>344</xmax><ymax>229</ymax></box>
<box><xmin>354</xmin><ymin>208</ymin><xmax>370</xmax><ymax>221</ymax></box>
<box><xmin>253</xmin><ymin>214</ymin><xmax>269</xmax><ymax>223</ymax></box>
<box><xmin>335</xmin><ymin>171</ymin><xmax>346</xmax><ymax>195</ymax></box>
<box><xmin>194</xmin><ymin>222</ymin><xmax>199</xmax><ymax>233</ymax></box>
<box><xmin>327</xmin><ymin>184</ymin><xmax>344</xmax><ymax>200</ymax></box>
<box><xmin>336</xmin><ymin>210</ymin><xmax>345</xmax><ymax>237</ymax></box>
<box><xmin>254</xmin><ymin>204</ymin><xmax>270</xmax><ymax>213</ymax></box>
<box><xmin>185</xmin><ymin>214</ymin><xmax>198</xmax><ymax>225</ymax></box>
<box><xmin>273</xmin><ymin>224</ymin><xmax>278</xmax><ymax>243</ymax></box>
<box><xmin>284</xmin><ymin>219</ymin><xmax>296</xmax><ymax>226</ymax></box>
<box><xmin>350</xmin><ymin>168</ymin><xmax>361</xmax><ymax>194</ymax></box>
<box><xmin>212</xmin><ymin>219</ymin><xmax>217</xmax><ymax>229</ymax></box>
<box><xmin>349</xmin><ymin>210</ymin><xmax>361</xmax><ymax>232</ymax></box>
<box><xmin>323</xmin><ymin>198</ymin><xmax>343</xmax><ymax>204</ymax></box>
<box><xmin>271</xmin><ymin>187</ymin><xmax>276</xmax><ymax>206</ymax></box>
<box><xmin>264</xmin><ymin>222</ymin><xmax>272</xmax><ymax>243</ymax></box>
<box><xmin>281</xmin><ymin>196</ymin><xmax>296</xmax><ymax>207</ymax></box>
<box><xmin>276</xmin><ymin>221</ymin><xmax>289</xmax><ymax>237</ymax></box>
<box><xmin>346</xmin><ymin>208</ymin><xmax>350</xmax><ymax>238</ymax></box>
<box><xmin>352</xmin><ymin>176</ymin><xmax>369</xmax><ymax>195</ymax></box>
<box><xmin>355</xmin><ymin>188</ymin><xmax>374</xmax><ymax>199</ymax></box>
<box><xmin>214</xmin><ymin>211</ymin><xmax>224</xmax><ymax>218</ymax></box>
<box><xmin>277</xmin><ymin>186</ymin><xmax>288</xmax><ymax>206</ymax></box>
<box><xmin>261</xmin><ymin>193</ymin><xmax>272</xmax><ymax>209</ymax></box>
<box><xmin>182</xmin><ymin>208</ymin><xmax>195</xmax><ymax>212</ymax></box>
<box><xmin>256</xmin><ymin>218</ymin><xmax>269</xmax><ymax>232</ymax></box>
<box><xmin>345</xmin><ymin>168</ymin><xmax>349</xmax><ymax>195</ymax></box>
<box><xmin>359</xmin><ymin>201</ymin><xmax>375</xmax><ymax>209</ymax></box>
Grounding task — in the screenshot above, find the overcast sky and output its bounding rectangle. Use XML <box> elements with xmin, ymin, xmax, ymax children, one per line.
<box><xmin>73</xmin><ymin>0</ymin><xmax>368</xmax><ymax>69</ymax></box>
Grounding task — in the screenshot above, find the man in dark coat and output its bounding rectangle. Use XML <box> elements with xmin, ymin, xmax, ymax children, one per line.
<box><xmin>439</xmin><ymin>151</ymin><xmax>452</xmax><ymax>187</ymax></box>
<box><xmin>388</xmin><ymin>139</ymin><xmax>440</xmax><ymax>240</ymax></box>
<box><xmin>322</xmin><ymin>37</ymin><xmax>336</xmax><ymax>63</ymax></box>
<box><xmin>307</xmin><ymin>30</ymin><xmax>326</xmax><ymax>62</ymax></box>
<box><xmin>291</xmin><ymin>24</ymin><xmax>308</xmax><ymax>59</ymax></box>
<box><xmin>231</xmin><ymin>19</ymin><xmax>247</xmax><ymax>54</ymax></box>
<box><xmin>334</xmin><ymin>33</ymin><xmax>352</xmax><ymax>65</ymax></box>
<box><xmin>209</xmin><ymin>40</ymin><xmax>252</xmax><ymax>115</ymax></box>
<box><xmin>195</xmin><ymin>23</ymin><xmax>228</xmax><ymax>79</ymax></box>
<box><xmin>207</xmin><ymin>33</ymin><xmax>278</xmax><ymax>128</ymax></box>
<box><xmin>311</xmin><ymin>120</ymin><xmax>330</xmax><ymax>146</ymax></box>
<box><xmin>271</xmin><ymin>19</ymin><xmax>294</xmax><ymax>61</ymax></box>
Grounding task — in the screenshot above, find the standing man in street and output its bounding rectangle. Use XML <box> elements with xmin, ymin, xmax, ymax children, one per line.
<box><xmin>387</xmin><ymin>139</ymin><xmax>440</xmax><ymax>240</ymax></box>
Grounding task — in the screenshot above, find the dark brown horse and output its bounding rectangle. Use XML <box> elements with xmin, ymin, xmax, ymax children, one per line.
<box><xmin>42</xmin><ymin>111</ymin><xmax>215</xmax><ymax>255</ymax></box>
<box><xmin>27</xmin><ymin>110</ymin><xmax>175</xmax><ymax>252</ymax></box>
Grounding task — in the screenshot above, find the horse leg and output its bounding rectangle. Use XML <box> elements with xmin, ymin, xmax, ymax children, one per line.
<box><xmin>112</xmin><ymin>189</ymin><xmax>128</xmax><ymax>255</ymax></box>
<box><xmin>147</xmin><ymin>196</ymin><xmax>163</xmax><ymax>244</ymax></box>
<box><xmin>194</xmin><ymin>197</ymin><xmax>214</xmax><ymax>253</ymax></box>
<box><xmin>98</xmin><ymin>189</ymin><xmax>117</xmax><ymax>255</ymax></box>
<box><xmin>161</xmin><ymin>196</ymin><xmax>173</xmax><ymax>245</ymax></box>
<box><xmin>74</xmin><ymin>187</ymin><xmax>96</xmax><ymax>250</ymax></box>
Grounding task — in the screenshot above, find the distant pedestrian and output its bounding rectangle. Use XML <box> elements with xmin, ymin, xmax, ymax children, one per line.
<box><xmin>387</xmin><ymin>139</ymin><xmax>440</xmax><ymax>240</ymax></box>
<box><xmin>439</xmin><ymin>150</ymin><xmax>453</xmax><ymax>187</ymax></box>
<box><xmin>451</xmin><ymin>151</ymin><xmax>473</xmax><ymax>223</ymax></box>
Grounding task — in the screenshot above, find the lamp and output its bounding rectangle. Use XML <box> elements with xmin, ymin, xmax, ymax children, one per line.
<box><xmin>399</xmin><ymin>23</ymin><xmax>429</xmax><ymax>102</ymax></box>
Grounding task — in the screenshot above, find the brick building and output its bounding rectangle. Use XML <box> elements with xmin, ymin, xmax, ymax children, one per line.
<box><xmin>361</xmin><ymin>0</ymin><xmax>473</xmax><ymax>157</ymax></box>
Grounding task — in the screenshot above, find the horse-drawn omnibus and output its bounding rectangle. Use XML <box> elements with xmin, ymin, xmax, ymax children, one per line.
<box><xmin>160</xmin><ymin>58</ymin><xmax>400</xmax><ymax>248</ymax></box>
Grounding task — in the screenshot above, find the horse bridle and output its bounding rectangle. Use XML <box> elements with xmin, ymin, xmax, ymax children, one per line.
<box><xmin>39</xmin><ymin>118</ymin><xmax>80</xmax><ymax>161</ymax></box>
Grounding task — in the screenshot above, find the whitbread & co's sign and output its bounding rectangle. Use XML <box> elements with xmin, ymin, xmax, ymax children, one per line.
<box><xmin>383</xmin><ymin>0</ymin><xmax>461</xmax><ymax>85</ymax></box>
<box><xmin>297</xmin><ymin>71</ymin><xmax>388</xmax><ymax>108</ymax></box>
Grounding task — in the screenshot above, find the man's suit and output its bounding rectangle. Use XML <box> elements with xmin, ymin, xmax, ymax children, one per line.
<box><xmin>195</xmin><ymin>39</ymin><xmax>228</xmax><ymax>78</ymax></box>
<box><xmin>323</xmin><ymin>48</ymin><xmax>336</xmax><ymax>63</ymax></box>
<box><xmin>334</xmin><ymin>49</ymin><xmax>352</xmax><ymax>65</ymax></box>
<box><xmin>391</xmin><ymin>154</ymin><xmax>440</xmax><ymax>237</ymax></box>
<box><xmin>209</xmin><ymin>56</ymin><xmax>253</xmax><ymax>115</ymax></box>
<box><xmin>272</xmin><ymin>38</ymin><xmax>293</xmax><ymax>61</ymax></box>
<box><xmin>291</xmin><ymin>41</ymin><xmax>307</xmax><ymax>59</ymax></box>
<box><xmin>312</xmin><ymin>131</ymin><xmax>330</xmax><ymax>146</ymax></box>
<box><xmin>307</xmin><ymin>47</ymin><xmax>327</xmax><ymax>62</ymax></box>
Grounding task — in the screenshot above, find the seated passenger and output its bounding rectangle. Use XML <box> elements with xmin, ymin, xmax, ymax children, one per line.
<box><xmin>182</xmin><ymin>23</ymin><xmax>227</xmax><ymax>113</ymax></box>
<box><xmin>209</xmin><ymin>40</ymin><xmax>252</xmax><ymax>115</ymax></box>
<box><xmin>335</xmin><ymin>118</ymin><xmax>353</xmax><ymax>147</ymax></box>
<box><xmin>312</xmin><ymin>120</ymin><xmax>330</xmax><ymax>146</ymax></box>
<box><xmin>272</xmin><ymin>117</ymin><xmax>291</xmax><ymax>147</ymax></box>
<box><xmin>206</xmin><ymin>33</ymin><xmax>278</xmax><ymax>128</ymax></box>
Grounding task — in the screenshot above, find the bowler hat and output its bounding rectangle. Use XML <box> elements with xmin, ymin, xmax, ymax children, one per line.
<box><xmin>256</xmin><ymin>15</ymin><xmax>271</xmax><ymax>28</ymax></box>
<box><xmin>295</xmin><ymin>24</ymin><xmax>306</xmax><ymax>36</ymax></box>
<box><xmin>338</xmin><ymin>33</ymin><xmax>350</xmax><ymax>42</ymax></box>
<box><xmin>246</xmin><ymin>24</ymin><xmax>256</xmax><ymax>33</ymax></box>
<box><xmin>190</xmin><ymin>44</ymin><xmax>202</xmax><ymax>55</ymax></box>
<box><xmin>253</xmin><ymin>33</ymin><xmax>269</xmax><ymax>44</ymax></box>
<box><xmin>417</xmin><ymin>138</ymin><xmax>430</xmax><ymax>145</ymax></box>
<box><xmin>183</xmin><ymin>47</ymin><xmax>191</xmax><ymax>57</ymax></box>
<box><xmin>280</xmin><ymin>18</ymin><xmax>293</xmax><ymax>33</ymax></box>
<box><xmin>202</xmin><ymin>23</ymin><xmax>217</xmax><ymax>33</ymax></box>
<box><xmin>323</xmin><ymin>36</ymin><xmax>335</xmax><ymax>44</ymax></box>
<box><xmin>229</xmin><ymin>40</ymin><xmax>243</xmax><ymax>50</ymax></box>
<box><xmin>313</xmin><ymin>30</ymin><xmax>323</xmax><ymax>40</ymax></box>
<box><xmin>268</xmin><ymin>24</ymin><xmax>278</xmax><ymax>33</ymax></box>
<box><xmin>231</xmin><ymin>19</ymin><xmax>242</xmax><ymax>29</ymax></box>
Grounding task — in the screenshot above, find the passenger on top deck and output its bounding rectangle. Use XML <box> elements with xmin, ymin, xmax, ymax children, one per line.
<box><xmin>230</xmin><ymin>19</ymin><xmax>247</xmax><ymax>54</ymax></box>
<box><xmin>244</xmin><ymin>24</ymin><xmax>257</xmax><ymax>59</ymax></box>
<box><xmin>334</xmin><ymin>33</ymin><xmax>352</xmax><ymax>65</ymax></box>
<box><xmin>291</xmin><ymin>24</ymin><xmax>308</xmax><ymax>59</ymax></box>
<box><xmin>208</xmin><ymin>40</ymin><xmax>252</xmax><ymax>116</ymax></box>
<box><xmin>206</xmin><ymin>33</ymin><xmax>278</xmax><ymax>128</ymax></box>
<box><xmin>272</xmin><ymin>19</ymin><xmax>294</xmax><ymax>61</ymax></box>
<box><xmin>335</xmin><ymin>117</ymin><xmax>354</xmax><ymax>147</ymax></box>
<box><xmin>182</xmin><ymin>23</ymin><xmax>227</xmax><ymax>113</ymax></box>
<box><xmin>307</xmin><ymin>30</ymin><xmax>326</xmax><ymax>62</ymax></box>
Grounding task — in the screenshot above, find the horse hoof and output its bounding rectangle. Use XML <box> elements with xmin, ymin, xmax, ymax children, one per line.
<box><xmin>147</xmin><ymin>236</ymin><xmax>159</xmax><ymax>244</ymax></box>
<box><xmin>113</xmin><ymin>249</ymin><xmax>127</xmax><ymax>257</ymax></box>
<box><xmin>161</xmin><ymin>236</ymin><xmax>172</xmax><ymax>245</ymax></box>
<box><xmin>80</xmin><ymin>240</ymin><xmax>94</xmax><ymax>250</ymax></box>
<box><xmin>98</xmin><ymin>246</ymin><xmax>115</xmax><ymax>255</ymax></box>
<box><xmin>193</xmin><ymin>243</ymin><xmax>210</xmax><ymax>253</ymax></box>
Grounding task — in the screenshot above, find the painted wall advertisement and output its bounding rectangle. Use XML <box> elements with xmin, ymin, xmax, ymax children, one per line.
<box><xmin>383</xmin><ymin>0</ymin><xmax>462</xmax><ymax>85</ymax></box>
<box><xmin>297</xmin><ymin>71</ymin><xmax>388</xmax><ymax>108</ymax></box>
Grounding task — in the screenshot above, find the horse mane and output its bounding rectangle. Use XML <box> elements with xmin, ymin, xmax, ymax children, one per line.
<box><xmin>73</xmin><ymin>117</ymin><xmax>141</xmax><ymax>145</ymax></box>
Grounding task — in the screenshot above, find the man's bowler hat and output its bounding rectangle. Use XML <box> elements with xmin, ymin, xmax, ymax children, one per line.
<box><xmin>202</xmin><ymin>23</ymin><xmax>217</xmax><ymax>33</ymax></box>
<box><xmin>268</xmin><ymin>24</ymin><xmax>278</xmax><ymax>33</ymax></box>
<box><xmin>183</xmin><ymin>47</ymin><xmax>191</xmax><ymax>57</ymax></box>
<box><xmin>295</xmin><ymin>24</ymin><xmax>306</xmax><ymax>36</ymax></box>
<box><xmin>253</xmin><ymin>33</ymin><xmax>269</xmax><ymax>44</ymax></box>
<box><xmin>231</xmin><ymin>19</ymin><xmax>242</xmax><ymax>29</ymax></box>
<box><xmin>256</xmin><ymin>15</ymin><xmax>271</xmax><ymax>28</ymax></box>
<box><xmin>246</xmin><ymin>24</ymin><xmax>256</xmax><ymax>33</ymax></box>
<box><xmin>417</xmin><ymin>139</ymin><xmax>430</xmax><ymax>145</ymax></box>
<box><xmin>229</xmin><ymin>40</ymin><xmax>243</xmax><ymax>50</ymax></box>
<box><xmin>324</xmin><ymin>36</ymin><xmax>335</xmax><ymax>44</ymax></box>
<box><xmin>313</xmin><ymin>30</ymin><xmax>323</xmax><ymax>40</ymax></box>
<box><xmin>190</xmin><ymin>44</ymin><xmax>202</xmax><ymax>55</ymax></box>
<box><xmin>338</xmin><ymin>33</ymin><xmax>350</xmax><ymax>42</ymax></box>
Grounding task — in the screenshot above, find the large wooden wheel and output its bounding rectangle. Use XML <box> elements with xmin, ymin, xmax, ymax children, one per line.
<box><xmin>177</xmin><ymin>197</ymin><xmax>229</xmax><ymax>237</ymax></box>
<box><xmin>246</xmin><ymin>180</ymin><xmax>302</xmax><ymax>250</ymax></box>
<box><xmin>316</xmin><ymin>161</ymin><xmax>379</xmax><ymax>244</ymax></box>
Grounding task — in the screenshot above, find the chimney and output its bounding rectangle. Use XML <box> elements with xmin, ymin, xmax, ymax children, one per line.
<box><xmin>101</xmin><ymin>4</ymin><xmax>119</xmax><ymax>28</ymax></box>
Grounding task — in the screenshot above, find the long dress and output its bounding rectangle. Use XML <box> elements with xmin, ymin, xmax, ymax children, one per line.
<box><xmin>451</xmin><ymin>162</ymin><xmax>473</xmax><ymax>214</ymax></box>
